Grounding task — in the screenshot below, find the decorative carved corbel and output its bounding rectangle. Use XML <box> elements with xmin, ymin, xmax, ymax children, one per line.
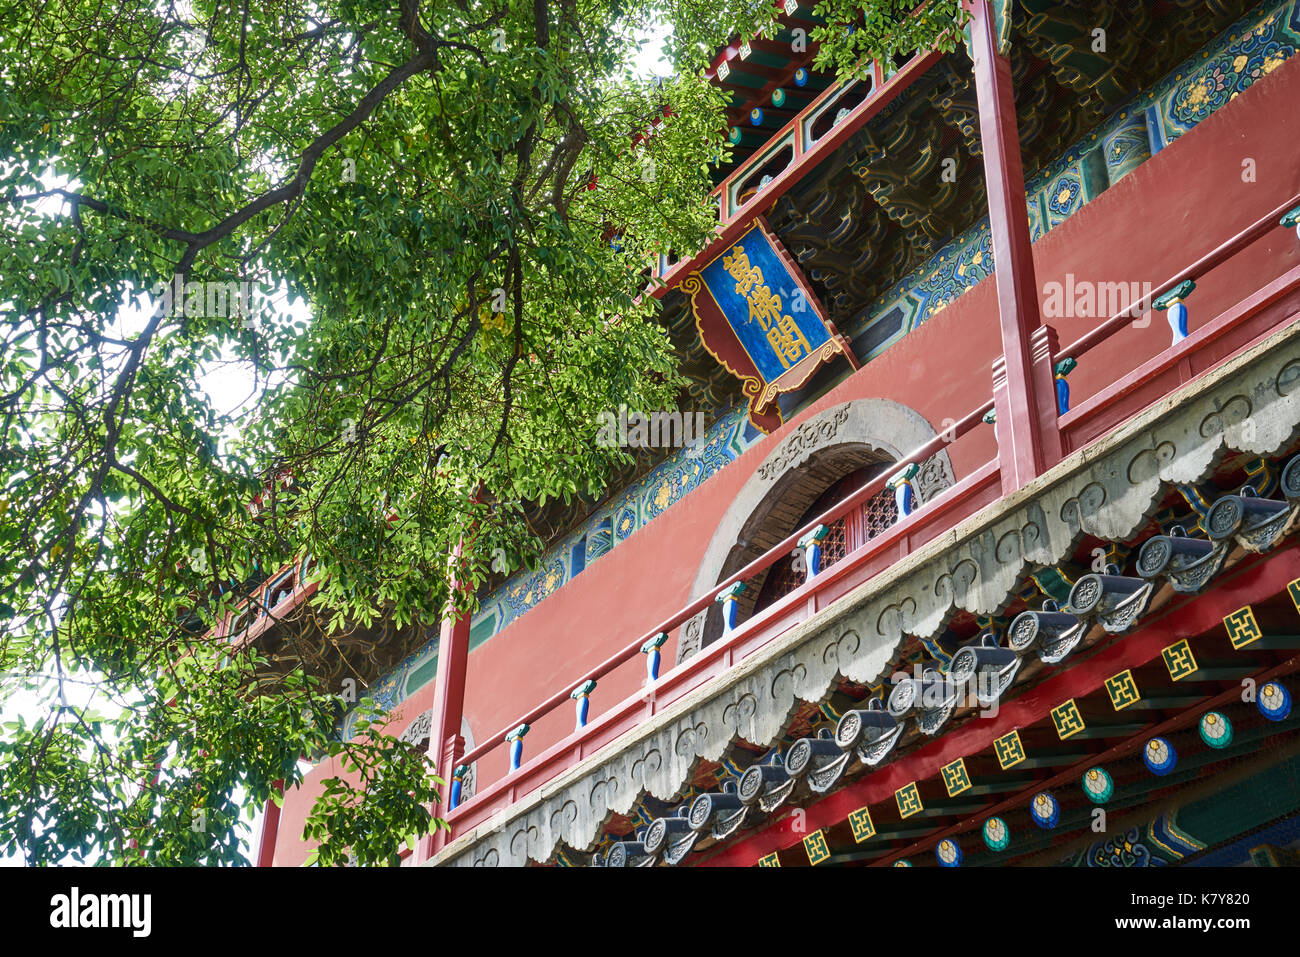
<box><xmin>1205</xmin><ymin>484</ymin><xmax>1295</xmax><ymax>554</ymax></box>
<box><xmin>835</xmin><ymin>696</ymin><xmax>904</xmax><ymax>766</ymax></box>
<box><xmin>948</xmin><ymin>632</ymin><xmax>1021</xmax><ymax>706</ymax></box>
<box><xmin>1066</xmin><ymin>567</ymin><xmax>1154</xmax><ymax>635</ymax></box>
<box><xmin>1008</xmin><ymin>599</ymin><xmax>1086</xmax><ymax>664</ymax></box>
<box><xmin>782</xmin><ymin>727</ymin><xmax>852</xmax><ymax>795</ymax></box>
<box><xmin>888</xmin><ymin>667</ymin><xmax>959</xmax><ymax>735</ymax></box>
<box><xmin>1136</xmin><ymin>525</ymin><xmax>1227</xmax><ymax>593</ymax></box>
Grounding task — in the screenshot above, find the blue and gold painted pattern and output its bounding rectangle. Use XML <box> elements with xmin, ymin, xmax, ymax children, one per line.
<box><xmin>1150</xmin><ymin>5</ymin><xmax>1298</xmax><ymax>144</ymax></box>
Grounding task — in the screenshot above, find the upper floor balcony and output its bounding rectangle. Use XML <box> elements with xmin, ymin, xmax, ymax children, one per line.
<box><xmin>253</xmin><ymin>0</ymin><xmax>1300</xmax><ymax>867</ymax></box>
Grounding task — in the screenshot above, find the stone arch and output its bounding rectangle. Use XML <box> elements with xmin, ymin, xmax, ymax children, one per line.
<box><xmin>400</xmin><ymin>712</ymin><xmax>479</xmax><ymax>801</ymax></box>
<box><xmin>676</xmin><ymin>398</ymin><xmax>956</xmax><ymax>662</ymax></box>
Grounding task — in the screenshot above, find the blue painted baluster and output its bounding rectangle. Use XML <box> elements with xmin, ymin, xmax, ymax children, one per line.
<box><xmin>1153</xmin><ymin>279</ymin><xmax>1196</xmax><ymax>345</ymax></box>
<box><xmin>887</xmin><ymin>462</ymin><xmax>919</xmax><ymax>519</ymax></box>
<box><xmin>983</xmin><ymin>408</ymin><xmax>998</xmax><ymax>442</ymax></box>
<box><xmin>570</xmin><ymin>679</ymin><xmax>597</xmax><ymax>731</ymax></box>
<box><xmin>1054</xmin><ymin>357</ymin><xmax>1077</xmax><ymax>415</ymax></box>
<box><xmin>797</xmin><ymin>524</ymin><xmax>829</xmax><ymax>579</ymax></box>
<box><xmin>449</xmin><ymin>764</ymin><xmax>468</xmax><ymax>810</ymax></box>
<box><xmin>1282</xmin><ymin>205</ymin><xmax>1300</xmax><ymax>242</ymax></box>
<box><xmin>641</xmin><ymin>632</ymin><xmax>668</xmax><ymax>682</ymax></box>
<box><xmin>506</xmin><ymin>723</ymin><xmax>530</xmax><ymax>772</ymax></box>
<box><xmin>715</xmin><ymin>581</ymin><xmax>747</xmax><ymax>634</ymax></box>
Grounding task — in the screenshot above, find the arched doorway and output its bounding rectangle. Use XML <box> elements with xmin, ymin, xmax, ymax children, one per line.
<box><xmin>750</xmin><ymin>466</ymin><xmax>900</xmax><ymax>615</ymax></box>
<box><xmin>676</xmin><ymin>398</ymin><xmax>956</xmax><ymax>662</ymax></box>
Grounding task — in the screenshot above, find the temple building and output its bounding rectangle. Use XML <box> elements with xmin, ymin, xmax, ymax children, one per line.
<box><xmin>250</xmin><ymin>0</ymin><xmax>1300</xmax><ymax>866</ymax></box>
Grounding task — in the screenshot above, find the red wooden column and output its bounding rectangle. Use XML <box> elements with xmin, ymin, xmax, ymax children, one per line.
<box><xmin>422</xmin><ymin>540</ymin><xmax>472</xmax><ymax>862</ymax></box>
<box><xmin>968</xmin><ymin>0</ymin><xmax>1061</xmax><ymax>489</ymax></box>
<box><xmin>255</xmin><ymin>779</ymin><xmax>283</xmax><ymax>867</ymax></box>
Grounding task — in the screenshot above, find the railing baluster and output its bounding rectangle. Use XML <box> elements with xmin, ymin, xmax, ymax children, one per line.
<box><xmin>716</xmin><ymin>581</ymin><xmax>747</xmax><ymax>634</ymax></box>
<box><xmin>886</xmin><ymin>463</ymin><xmax>919</xmax><ymax>518</ymax></box>
<box><xmin>506</xmin><ymin>723</ymin><xmax>530</xmax><ymax>772</ymax></box>
<box><xmin>641</xmin><ymin>632</ymin><xmax>669</xmax><ymax>682</ymax></box>
<box><xmin>797</xmin><ymin>524</ymin><xmax>829</xmax><ymax>579</ymax></box>
<box><xmin>1153</xmin><ymin>278</ymin><xmax>1196</xmax><ymax>345</ymax></box>
<box><xmin>570</xmin><ymin>680</ymin><xmax>597</xmax><ymax>731</ymax></box>
<box><xmin>1054</xmin><ymin>357</ymin><xmax>1076</xmax><ymax>415</ymax></box>
<box><xmin>449</xmin><ymin>764</ymin><xmax>468</xmax><ymax>810</ymax></box>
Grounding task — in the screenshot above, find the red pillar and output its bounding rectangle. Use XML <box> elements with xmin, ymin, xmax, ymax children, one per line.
<box><xmin>421</xmin><ymin>541</ymin><xmax>472</xmax><ymax>862</ymax></box>
<box><xmin>255</xmin><ymin>780</ymin><xmax>283</xmax><ymax>867</ymax></box>
<box><xmin>969</xmin><ymin>0</ymin><xmax>1058</xmax><ymax>490</ymax></box>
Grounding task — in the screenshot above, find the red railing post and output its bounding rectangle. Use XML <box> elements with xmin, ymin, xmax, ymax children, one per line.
<box><xmin>969</xmin><ymin>0</ymin><xmax>1054</xmax><ymax>491</ymax></box>
<box><xmin>1030</xmin><ymin>324</ymin><xmax>1065</xmax><ymax>468</ymax></box>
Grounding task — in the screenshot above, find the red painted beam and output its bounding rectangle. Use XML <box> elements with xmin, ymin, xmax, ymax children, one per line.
<box><xmin>696</xmin><ymin>543</ymin><xmax>1300</xmax><ymax>866</ymax></box>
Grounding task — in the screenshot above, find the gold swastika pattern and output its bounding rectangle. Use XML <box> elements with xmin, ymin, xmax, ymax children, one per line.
<box><xmin>757</xmin><ymin>852</ymin><xmax>780</xmax><ymax>867</ymax></box>
<box><xmin>1224</xmin><ymin>605</ymin><xmax>1262</xmax><ymax>650</ymax></box>
<box><xmin>1289</xmin><ymin>579</ymin><xmax>1300</xmax><ymax>616</ymax></box>
<box><xmin>941</xmin><ymin>757</ymin><xmax>972</xmax><ymax>797</ymax></box>
<box><xmin>1105</xmin><ymin>670</ymin><xmax>1140</xmax><ymax>710</ymax></box>
<box><xmin>849</xmin><ymin>807</ymin><xmax>875</xmax><ymax>843</ymax></box>
<box><xmin>804</xmin><ymin>829</ymin><xmax>830</xmax><ymax>866</ymax></box>
<box><xmin>896</xmin><ymin>782</ymin><xmax>924</xmax><ymax>819</ymax></box>
<box><xmin>1162</xmin><ymin>639</ymin><xmax>1198</xmax><ymax>681</ymax></box>
<box><xmin>1051</xmin><ymin>699</ymin><xmax>1086</xmax><ymax>740</ymax></box>
<box><xmin>994</xmin><ymin>730</ymin><xmax>1026</xmax><ymax>769</ymax></box>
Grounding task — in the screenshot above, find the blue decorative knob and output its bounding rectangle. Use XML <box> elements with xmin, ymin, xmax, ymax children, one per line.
<box><xmin>715</xmin><ymin>581</ymin><xmax>747</xmax><ymax>632</ymax></box>
<box><xmin>1258</xmin><ymin>681</ymin><xmax>1292</xmax><ymax>721</ymax></box>
<box><xmin>571</xmin><ymin>679</ymin><xmax>597</xmax><ymax>730</ymax></box>
<box><xmin>450</xmin><ymin>764</ymin><xmax>469</xmax><ymax>809</ymax></box>
<box><xmin>887</xmin><ymin>462</ymin><xmax>920</xmax><ymax>518</ymax></box>
<box><xmin>1031</xmin><ymin>791</ymin><xmax>1059</xmax><ymax>828</ymax></box>
<box><xmin>1143</xmin><ymin>736</ymin><xmax>1177</xmax><ymax>775</ymax></box>
<box><xmin>1153</xmin><ymin>279</ymin><xmax>1195</xmax><ymax>345</ymax></box>
<box><xmin>797</xmin><ymin>524</ymin><xmax>830</xmax><ymax>579</ymax></box>
<box><xmin>506</xmin><ymin>723</ymin><xmax>530</xmax><ymax>772</ymax></box>
<box><xmin>794</xmin><ymin>67</ymin><xmax>809</xmax><ymax>87</ymax></box>
<box><xmin>641</xmin><ymin>632</ymin><xmax>669</xmax><ymax>682</ymax></box>
<box><xmin>935</xmin><ymin>838</ymin><xmax>961</xmax><ymax>867</ymax></box>
<box><xmin>749</xmin><ymin>107</ymin><xmax>763</xmax><ymax>126</ymax></box>
<box><xmin>1054</xmin><ymin>357</ymin><xmax>1076</xmax><ymax>415</ymax></box>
